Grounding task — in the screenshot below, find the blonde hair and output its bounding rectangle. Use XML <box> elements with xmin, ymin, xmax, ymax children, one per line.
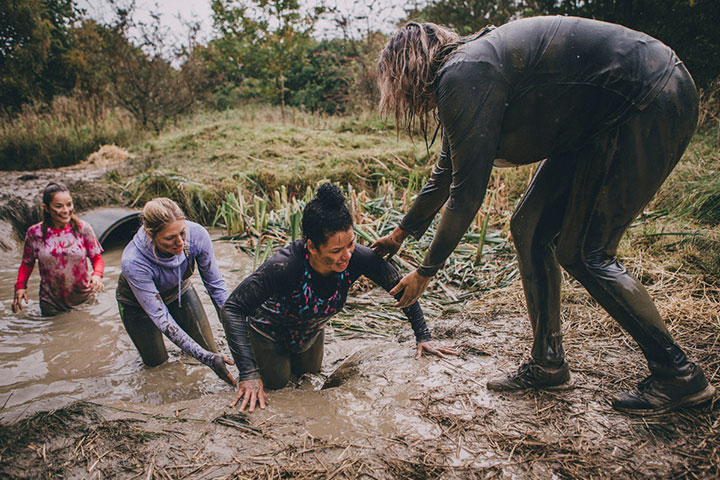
<box><xmin>377</xmin><ymin>22</ymin><xmax>460</xmax><ymax>135</ymax></box>
<box><xmin>141</xmin><ymin>198</ymin><xmax>186</xmax><ymax>239</ymax></box>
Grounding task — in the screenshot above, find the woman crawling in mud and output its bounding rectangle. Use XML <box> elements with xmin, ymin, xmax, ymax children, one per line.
<box><xmin>372</xmin><ymin>17</ymin><xmax>715</xmax><ymax>415</ymax></box>
<box><xmin>116</xmin><ymin>197</ymin><xmax>236</xmax><ymax>386</ymax></box>
<box><xmin>12</xmin><ymin>182</ymin><xmax>104</xmax><ymax>316</ymax></box>
<box><xmin>221</xmin><ymin>183</ymin><xmax>457</xmax><ymax>412</ymax></box>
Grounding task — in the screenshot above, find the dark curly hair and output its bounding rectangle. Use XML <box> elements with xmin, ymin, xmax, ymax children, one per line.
<box><xmin>302</xmin><ymin>183</ymin><xmax>353</xmax><ymax>247</ymax></box>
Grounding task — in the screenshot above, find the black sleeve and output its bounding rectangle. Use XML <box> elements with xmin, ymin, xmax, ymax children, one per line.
<box><xmin>350</xmin><ymin>244</ymin><xmax>432</xmax><ymax>343</ymax></box>
<box><xmin>415</xmin><ymin>62</ymin><xmax>508</xmax><ymax>277</ymax></box>
<box><xmin>399</xmin><ymin>133</ymin><xmax>452</xmax><ymax>239</ymax></box>
<box><xmin>220</xmin><ymin>248</ymin><xmax>300</xmax><ymax>381</ymax></box>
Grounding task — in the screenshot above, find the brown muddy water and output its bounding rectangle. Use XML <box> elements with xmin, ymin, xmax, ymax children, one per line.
<box><xmin>0</xmin><ymin>231</ymin><xmax>492</xmax><ymax>441</ymax></box>
<box><xmin>2</xmin><ymin>230</ymin><xmax>718</xmax><ymax>478</ymax></box>
<box><xmin>0</xmin><ymin>234</ymin><xmax>257</xmax><ymax>423</ymax></box>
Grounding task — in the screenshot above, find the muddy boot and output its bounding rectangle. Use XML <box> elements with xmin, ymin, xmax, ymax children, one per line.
<box><xmin>611</xmin><ymin>363</ymin><xmax>715</xmax><ymax>416</ymax></box>
<box><xmin>487</xmin><ymin>358</ymin><xmax>572</xmax><ymax>392</ymax></box>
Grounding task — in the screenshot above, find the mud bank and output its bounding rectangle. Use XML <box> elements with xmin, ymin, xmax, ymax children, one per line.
<box><xmin>2</xmin><ymin>282</ymin><xmax>718</xmax><ymax>479</ymax></box>
<box><xmin>0</xmin><ymin>163</ymin><xmax>124</xmax><ymax>246</ymax></box>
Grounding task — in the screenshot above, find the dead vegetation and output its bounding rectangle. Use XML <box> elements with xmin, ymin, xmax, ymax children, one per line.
<box><xmin>1</xmin><ymin>264</ymin><xmax>717</xmax><ymax>479</ymax></box>
<box><xmin>1</xmin><ymin>105</ymin><xmax>718</xmax><ymax>478</ymax></box>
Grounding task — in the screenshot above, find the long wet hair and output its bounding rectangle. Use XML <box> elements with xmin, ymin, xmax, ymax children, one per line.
<box><xmin>302</xmin><ymin>183</ymin><xmax>353</xmax><ymax>247</ymax></box>
<box><xmin>141</xmin><ymin>197</ymin><xmax>186</xmax><ymax>240</ymax></box>
<box><xmin>377</xmin><ymin>22</ymin><xmax>460</xmax><ymax>136</ymax></box>
<box><xmin>41</xmin><ymin>182</ymin><xmax>81</xmax><ymax>243</ymax></box>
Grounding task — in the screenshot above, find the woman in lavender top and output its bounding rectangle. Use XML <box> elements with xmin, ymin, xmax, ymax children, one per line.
<box><xmin>116</xmin><ymin>197</ymin><xmax>235</xmax><ymax>386</ymax></box>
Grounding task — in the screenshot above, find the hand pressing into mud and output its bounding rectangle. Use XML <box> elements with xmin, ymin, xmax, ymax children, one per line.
<box><xmin>416</xmin><ymin>341</ymin><xmax>459</xmax><ymax>359</ymax></box>
<box><xmin>90</xmin><ymin>274</ymin><xmax>104</xmax><ymax>292</ymax></box>
<box><xmin>210</xmin><ymin>354</ymin><xmax>237</xmax><ymax>387</ymax></box>
<box><xmin>231</xmin><ymin>379</ymin><xmax>268</xmax><ymax>413</ymax></box>
<box><xmin>12</xmin><ymin>289</ymin><xmax>28</xmax><ymax>313</ymax></box>
<box><xmin>371</xmin><ymin>226</ymin><xmax>409</xmax><ymax>259</ymax></box>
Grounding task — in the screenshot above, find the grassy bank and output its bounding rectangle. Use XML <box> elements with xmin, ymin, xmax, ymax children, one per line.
<box><xmin>0</xmin><ymin>95</ymin><xmax>142</xmax><ymax>171</ymax></box>
<box><xmin>116</xmin><ymin>104</ymin><xmax>440</xmax><ymax>224</ymax></box>
<box><xmin>109</xmin><ymin>103</ymin><xmax>719</xmax><ymax>285</ymax></box>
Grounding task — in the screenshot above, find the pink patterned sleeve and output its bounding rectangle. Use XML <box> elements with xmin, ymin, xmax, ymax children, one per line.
<box><xmin>80</xmin><ymin>222</ymin><xmax>104</xmax><ymax>259</ymax></box>
<box><xmin>15</xmin><ymin>228</ymin><xmax>37</xmax><ymax>290</ymax></box>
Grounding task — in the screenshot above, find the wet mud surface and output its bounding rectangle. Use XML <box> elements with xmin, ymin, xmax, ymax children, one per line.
<box><xmin>0</xmin><ymin>213</ymin><xmax>718</xmax><ymax>478</ymax></box>
<box><xmin>1</xmin><ymin>253</ymin><xmax>718</xmax><ymax>478</ymax></box>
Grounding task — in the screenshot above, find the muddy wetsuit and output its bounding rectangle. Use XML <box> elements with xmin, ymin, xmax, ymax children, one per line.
<box><xmin>117</xmin><ymin>222</ymin><xmax>228</xmax><ymax>368</ymax></box>
<box><xmin>400</xmin><ymin>16</ymin><xmax>700</xmax><ymax>378</ymax></box>
<box><xmin>222</xmin><ymin>240</ymin><xmax>431</xmax><ymax>388</ymax></box>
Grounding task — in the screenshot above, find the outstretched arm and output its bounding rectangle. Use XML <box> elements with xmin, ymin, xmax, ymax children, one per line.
<box><xmin>123</xmin><ymin>261</ymin><xmax>233</xmax><ymax>385</ymax></box>
<box><xmin>353</xmin><ymin>245</ymin><xmax>459</xmax><ymax>358</ymax></box>
<box><xmin>393</xmin><ymin>63</ymin><xmax>509</xmax><ymax>307</ymax></box>
<box><xmin>221</xmin><ymin>253</ymin><xmax>295</xmax><ymax>412</ymax></box>
<box><xmin>372</xmin><ymin>135</ymin><xmax>452</xmax><ymax>260</ymax></box>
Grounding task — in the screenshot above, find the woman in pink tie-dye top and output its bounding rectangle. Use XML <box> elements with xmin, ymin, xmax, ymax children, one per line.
<box><xmin>12</xmin><ymin>182</ymin><xmax>104</xmax><ymax>316</ymax></box>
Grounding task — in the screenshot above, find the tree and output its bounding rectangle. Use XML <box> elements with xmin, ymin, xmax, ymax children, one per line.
<box><xmin>209</xmin><ymin>0</ymin><xmax>320</xmax><ymax>118</ymax></box>
<box><xmin>0</xmin><ymin>0</ymin><xmax>78</xmax><ymax>111</ymax></box>
<box><xmin>406</xmin><ymin>0</ymin><xmax>522</xmax><ymax>36</ymax></box>
<box><xmin>70</xmin><ymin>7</ymin><xmax>211</xmax><ymax>132</ymax></box>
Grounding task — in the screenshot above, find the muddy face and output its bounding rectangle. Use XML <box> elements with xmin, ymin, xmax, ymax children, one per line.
<box><xmin>43</xmin><ymin>191</ymin><xmax>73</xmax><ymax>229</ymax></box>
<box><xmin>307</xmin><ymin>228</ymin><xmax>355</xmax><ymax>275</ymax></box>
<box><xmin>153</xmin><ymin>220</ymin><xmax>186</xmax><ymax>256</ymax></box>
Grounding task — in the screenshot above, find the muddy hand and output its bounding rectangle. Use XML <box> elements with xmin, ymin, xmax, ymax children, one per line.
<box><xmin>371</xmin><ymin>226</ymin><xmax>408</xmax><ymax>259</ymax></box>
<box><xmin>371</xmin><ymin>235</ymin><xmax>401</xmax><ymax>259</ymax></box>
<box><xmin>12</xmin><ymin>289</ymin><xmax>28</xmax><ymax>313</ymax></box>
<box><xmin>416</xmin><ymin>341</ymin><xmax>459</xmax><ymax>359</ymax></box>
<box><xmin>390</xmin><ymin>270</ymin><xmax>432</xmax><ymax>308</ymax></box>
<box><xmin>90</xmin><ymin>274</ymin><xmax>104</xmax><ymax>292</ymax></box>
<box><xmin>211</xmin><ymin>355</ymin><xmax>236</xmax><ymax>387</ymax></box>
<box><xmin>231</xmin><ymin>379</ymin><xmax>268</xmax><ymax>413</ymax></box>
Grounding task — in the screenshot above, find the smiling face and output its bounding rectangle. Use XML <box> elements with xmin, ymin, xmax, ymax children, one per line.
<box><xmin>153</xmin><ymin>219</ymin><xmax>187</xmax><ymax>256</ymax></box>
<box><xmin>43</xmin><ymin>190</ymin><xmax>74</xmax><ymax>229</ymax></box>
<box><xmin>307</xmin><ymin>227</ymin><xmax>355</xmax><ymax>275</ymax></box>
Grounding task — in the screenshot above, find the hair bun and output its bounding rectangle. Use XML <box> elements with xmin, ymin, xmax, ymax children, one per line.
<box><xmin>315</xmin><ymin>183</ymin><xmax>345</xmax><ymax>209</ymax></box>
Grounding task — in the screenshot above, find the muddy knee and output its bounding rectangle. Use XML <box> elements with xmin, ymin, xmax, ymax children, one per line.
<box><xmin>557</xmin><ymin>249</ymin><xmax>626</xmax><ymax>280</ymax></box>
<box><xmin>119</xmin><ymin>302</ymin><xmax>169</xmax><ymax>367</ymax></box>
<box><xmin>260</xmin><ymin>372</ymin><xmax>291</xmax><ymax>390</ymax></box>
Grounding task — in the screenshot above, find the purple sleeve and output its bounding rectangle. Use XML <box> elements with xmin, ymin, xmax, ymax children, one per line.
<box><xmin>192</xmin><ymin>225</ymin><xmax>229</xmax><ymax>309</ymax></box>
<box><xmin>122</xmin><ymin>258</ymin><xmax>216</xmax><ymax>367</ymax></box>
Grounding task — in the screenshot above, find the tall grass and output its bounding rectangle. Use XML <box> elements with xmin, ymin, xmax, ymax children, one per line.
<box><xmin>124</xmin><ymin>170</ymin><xmax>219</xmax><ymax>225</ymax></box>
<box><xmin>219</xmin><ymin>179</ymin><xmax>515</xmax><ymax>294</ymax></box>
<box><xmin>0</xmin><ymin>94</ymin><xmax>142</xmax><ymax>170</ymax></box>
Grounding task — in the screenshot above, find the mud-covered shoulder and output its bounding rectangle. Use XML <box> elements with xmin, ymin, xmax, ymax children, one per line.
<box><xmin>348</xmin><ymin>243</ymin><xmax>401</xmax><ymax>290</ymax></box>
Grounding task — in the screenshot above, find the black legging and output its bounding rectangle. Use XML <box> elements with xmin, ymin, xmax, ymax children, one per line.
<box><xmin>248</xmin><ymin>327</ymin><xmax>325</xmax><ymax>390</ymax></box>
<box><xmin>118</xmin><ymin>286</ymin><xmax>218</xmax><ymax>367</ymax></box>
<box><xmin>510</xmin><ymin>62</ymin><xmax>698</xmax><ymax>376</ymax></box>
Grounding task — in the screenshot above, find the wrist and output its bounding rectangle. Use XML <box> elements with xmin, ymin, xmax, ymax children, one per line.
<box><xmin>415</xmin><ymin>268</ymin><xmax>435</xmax><ymax>278</ymax></box>
<box><xmin>391</xmin><ymin>226</ymin><xmax>409</xmax><ymax>244</ymax></box>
